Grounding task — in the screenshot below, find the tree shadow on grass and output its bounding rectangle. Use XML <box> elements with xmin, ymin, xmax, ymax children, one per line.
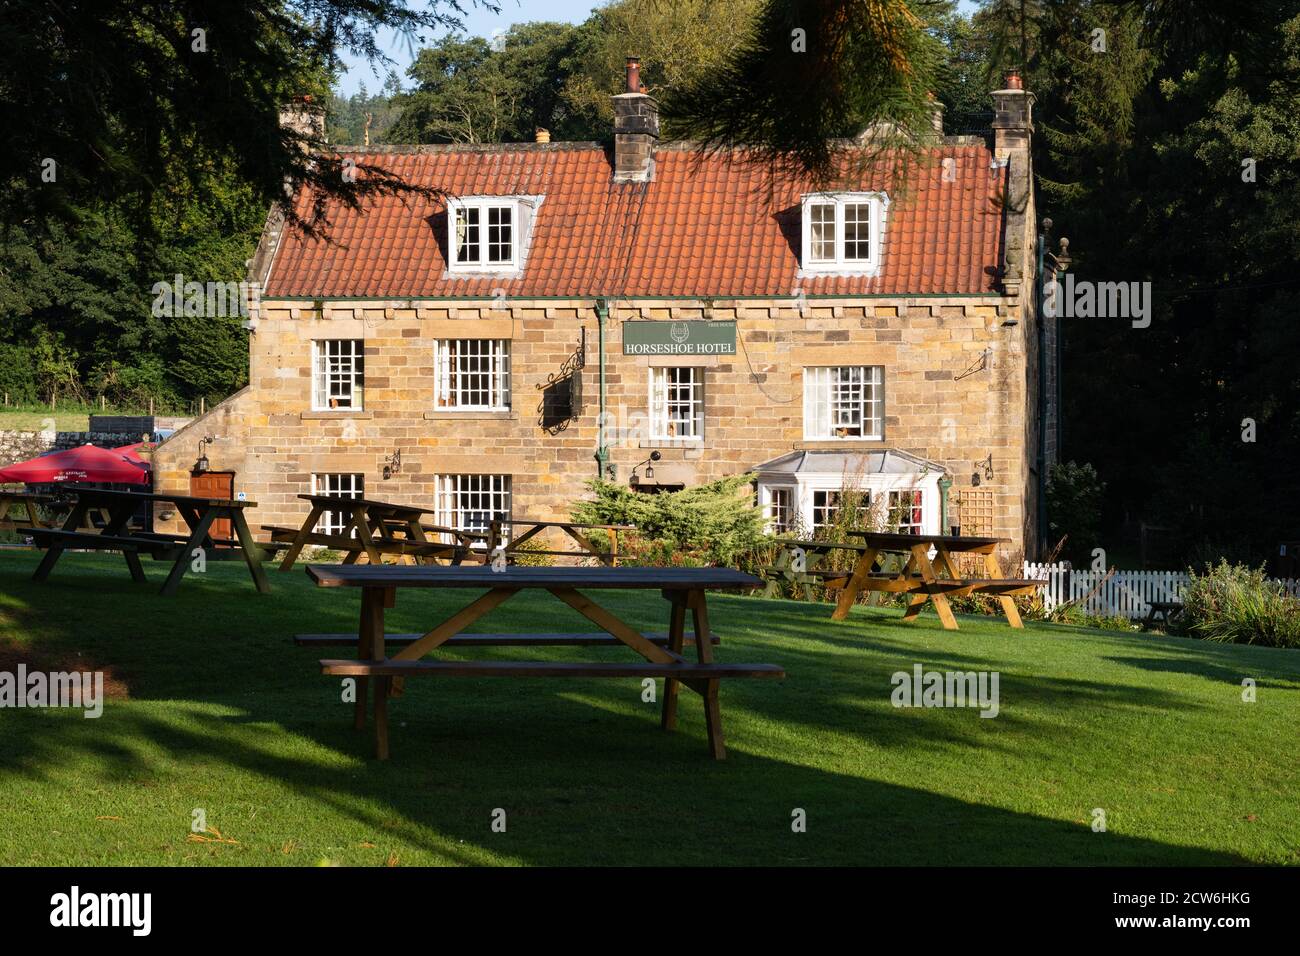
<box><xmin>0</xmin><ymin>554</ymin><xmax>1279</xmax><ymax>866</ymax></box>
<box><xmin>0</xmin><ymin>699</ymin><xmax>1255</xmax><ymax>867</ymax></box>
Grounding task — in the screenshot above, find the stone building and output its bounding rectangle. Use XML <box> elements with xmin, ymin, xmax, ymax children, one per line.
<box><xmin>152</xmin><ymin>64</ymin><xmax>1049</xmax><ymax>561</ymax></box>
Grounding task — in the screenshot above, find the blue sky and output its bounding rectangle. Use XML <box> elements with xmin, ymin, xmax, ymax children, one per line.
<box><xmin>337</xmin><ymin>0</ymin><xmax>603</xmax><ymax>97</ymax></box>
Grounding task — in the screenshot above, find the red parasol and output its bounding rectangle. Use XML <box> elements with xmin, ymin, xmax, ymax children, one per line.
<box><xmin>0</xmin><ymin>443</ymin><xmax>151</xmax><ymax>485</ymax></box>
<box><xmin>112</xmin><ymin>441</ymin><xmax>154</xmax><ymax>464</ymax></box>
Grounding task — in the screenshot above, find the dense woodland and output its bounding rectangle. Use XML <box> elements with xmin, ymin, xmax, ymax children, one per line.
<box><xmin>1</xmin><ymin>0</ymin><xmax>1296</xmax><ymax>561</ymax></box>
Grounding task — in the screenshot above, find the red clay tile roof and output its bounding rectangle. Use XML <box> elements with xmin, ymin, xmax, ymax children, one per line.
<box><xmin>264</xmin><ymin>142</ymin><xmax>1007</xmax><ymax>299</ymax></box>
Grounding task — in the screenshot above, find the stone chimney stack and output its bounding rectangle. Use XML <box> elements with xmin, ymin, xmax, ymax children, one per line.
<box><xmin>990</xmin><ymin>71</ymin><xmax>1036</xmax><ymax>298</ymax></box>
<box><xmin>611</xmin><ymin>57</ymin><xmax>659</xmax><ymax>182</ymax></box>
<box><xmin>279</xmin><ymin>94</ymin><xmax>326</xmax><ymax>146</ymax></box>
<box><xmin>990</xmin><ymin>70</ymin><xmax>1033</xmax><ymax>161</ymax></box>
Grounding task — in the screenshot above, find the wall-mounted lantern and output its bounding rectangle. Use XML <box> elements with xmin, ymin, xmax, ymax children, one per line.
<box><xmin>193</xmin><ymin>435</ymin><xmax>214</xmax><ymax>474</ymax></box>
<box><xmin>630</xmin><ymin>450</ymin><xmax>662</xmax><ymax>484</ymax></box>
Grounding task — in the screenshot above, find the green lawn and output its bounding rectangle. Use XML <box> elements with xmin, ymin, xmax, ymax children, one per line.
<box><xmin>0</xmin><ymin>549</ymin><xmax>1297</xmax><ymax>866</ymax></box>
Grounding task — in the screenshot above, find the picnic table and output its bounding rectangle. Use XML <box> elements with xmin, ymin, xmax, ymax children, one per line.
<box><xmin>27</xmin><ymin>485</ymin><xmax>276</xmax><ymax>597</ymax></box>
<box><xmin>826</xmin><ymin>531</ymin><xmax>1038</xmax><ymax>629</ymax></box>
<box><xmin>0</xmin><ymin>490</ymin><xmax>51</xmax><ymax>532</ymax></box>
<box><xmin>298</xmin><ymin>564</ymin><xmax>784</xmax><ymax>760</ymax></box>
<box><xmin>267</xmin><ymin>494</ymin><xmax>479</xmax><ymax>570</ymax></box>
<box><xmin>485</xmin><ymin>518</ymin><xmax>635</xmax><ymax>565</ymax></box>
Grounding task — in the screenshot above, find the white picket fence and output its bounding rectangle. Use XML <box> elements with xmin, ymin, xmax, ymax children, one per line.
<box><xmin>1020</xmin><ymin>562</ymin><xmax>1300</xmax><ymax>620</ymax></box>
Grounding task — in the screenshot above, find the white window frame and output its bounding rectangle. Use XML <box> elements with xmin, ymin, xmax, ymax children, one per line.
<box><xmin>648</xmin><ymin>366</ymin><xmax>704</xmax><ymax>442</ymax></box>
<box><xmin>434</xmin><ymin>339</ymin><xmax>511</xmax><ymax>411</ymax></box>
<box><xmin>311</xmin><ymin>473</ymin><xmax>364</xmax><ymax>536</ymax></box>
<box><xmin>757</xmin><ymin>474</ymin><xmax>939</xmax><ymax>538</ymax></box>
<box><xmin>311</xmin><ymin>339</ymin><xmax>364</xmax><ymax>411</ymax></box>
<box><xmin>803</xmin><ymin>366</ymin><xmax>885</xmax><ymax>441</ymax></box>
<box><xmin>887</xmin><ymin>488</ymin><xmax>925</xmax><ymax>535</ymax></box>
<box><xmin>435</xmin><ymin>474</ymin><xmax>512</xmax><ymax>537</ymax></box>
<box><xmin>448</xmin><ymin>197</ymin><xmax>524</xmax><ymax>272</ymax></box>
<box><xmin>760</xmin><ymin>484</ymin><xmax>796</xmax><ymax>534</ymax></box>
<box><xmin>800</xmin><ymin>192</ymin><xmax>888</xmax><ymax>275</ymax></box>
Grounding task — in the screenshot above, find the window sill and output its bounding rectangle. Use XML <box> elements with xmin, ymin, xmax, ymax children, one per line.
<box><xmin>639</xmin><ymin>438</ymin><xmax>707</xmax><ymax>449</ymax></box>
<box><xmin>301</xmin><ymin>411</ymin><xmax>373</xmax><ymax>420</ymax></box>
<box><xmin>796</xmin><ymin>438</ymin><xmax>885</xmax><ymax>450</ymax></box>
<box><xmin>424</xmin><ymin>410</ymin><xmax>516</xmax><ymax>421</ymax></box>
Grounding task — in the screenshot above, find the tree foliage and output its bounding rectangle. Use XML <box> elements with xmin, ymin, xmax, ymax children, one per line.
<box><xmin>665</xmin><ymin>0</ymin><xmax>948</xmax><ymax>182</ymax></box>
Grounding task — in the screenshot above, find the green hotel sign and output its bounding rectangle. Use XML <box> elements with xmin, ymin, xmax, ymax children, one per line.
<box><xmin>622</xmin><ymin>320</ymin><xmax>737</xmax><ymax>356</ymax></box>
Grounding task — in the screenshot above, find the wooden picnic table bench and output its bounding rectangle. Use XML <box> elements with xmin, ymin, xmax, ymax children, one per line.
<box><xmin>0</xmin><ymin>490</ymin><xmax>52</xmax><ymax>533</ymax></box>
<box><xmin>484</xmin><ymin>519</ymin><xmax>636</xmax><ymax>566</ymax></box>
<box><xmin>302</xmin><ymin>564</ymin><xmax>783</xmax><ymax>761</ymax></box>
<box><xmin>828</xmin><ymin>531</ymin><xmax>1038</xmax><ymax>630</ymax></box>
<box><xmin>28</xmin><ymin>485</ymin><xmax>272</xmax><ymax>597</ymax></box>
<box><xmin>1142</xmin><ymin>600</ymin><xmax>1185</xmax><ymax>630</ymax></box>
<box><xmin>269</xmin><ymin>494</ymin><xmax>481</xmax><ymax>570</ymax></box>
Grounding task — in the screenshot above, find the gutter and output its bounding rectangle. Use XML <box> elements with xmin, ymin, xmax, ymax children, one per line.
<box><xmin>1035</xmin><ymin>222</ymin><xmax>1049</xmax><ymax>559</ymax></box>
<box><xmin>594</xmin><ymin>298</ymin><xmax>610</xmax><ymax>480</ymax></box>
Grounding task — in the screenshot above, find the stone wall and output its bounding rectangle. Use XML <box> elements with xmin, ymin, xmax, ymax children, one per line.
<box><xmin>0</xmin><ymin>430</ymin><xmax>156</xmax><ymax>467</ymax></box>
<box><xmin>151</xmin><ymin>293</ymin><xmax>1038</xmax><ymax>561</ymax></box>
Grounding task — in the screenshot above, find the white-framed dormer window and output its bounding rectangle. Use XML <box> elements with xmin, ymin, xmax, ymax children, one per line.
<box><xmin>434</xmin><ymin>339</ymin><xmax>511</xmax><ymax>410</ymax></box>
<box><xmin>649</xmin><ymin>367</ymin><xmax>704</xmax><ymax>441</ymax></box>
<box><xmin>804</xmin><ymin>365</ymin><xmax>884</xmax><ymax>440</ymax></box>
<box><xmin>800</xmin><ymin>192</ymin><xmax>888</xmax><ymax>275</ymax></box>
<box><xmin>311</xmin><ymin>339</ymin><xmax>364</xmax><ymax>410</ymax></box>
<box><xmin>447</xmin><ymin>196</ymin><xmax>542</xmax><ymax>274</ymax></box>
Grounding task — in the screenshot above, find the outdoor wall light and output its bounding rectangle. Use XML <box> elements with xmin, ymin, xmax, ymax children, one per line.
<box><xmin>631</xmin><ymin>450</ymin><xmax>662</xmax><ymax>484</ymax></box>
<box><xmin>193</xmin><ymin>435</ymin><xmax>214</xmax><ymax>474</ymax></box>
<box><xmin>971</xmin><ymin>454</ymin><xmax>994</xmax><ymax>486</ymax></box>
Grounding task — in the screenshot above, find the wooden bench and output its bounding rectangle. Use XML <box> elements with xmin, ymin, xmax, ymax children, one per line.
<box><xmin>28</xmin><ymin>528</ymin><xmax>160</xmax><ymax>583</ymax></box>
<box><xmin>296</xmin><ymin>631</ymin><xmax>720</xmax><ymax>647</ymax></box>
<box><xmin>1142</xmin><ymin>600</ymin><xmax>1185</xmax><ymax>630</ymax></box>
<box><xmin>321</xmin><ymin>660</ymin><xmax>781</xmax><ymax>680</ymax></box>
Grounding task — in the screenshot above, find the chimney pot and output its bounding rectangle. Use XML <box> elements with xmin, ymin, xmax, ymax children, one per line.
<box><xmin>626</xmin><ymin>57</ymin><xmax>642</xmax><ymax>93</ymax></box>
<box><xmin>535</xmin><ymin>127</ymin><xmax>551</xmax><ymax>143</ymax></box>
<box><xmin>1004</xmin><ymin>70</ymin><xmax>1023</xmax><ymax>91</ymax></box>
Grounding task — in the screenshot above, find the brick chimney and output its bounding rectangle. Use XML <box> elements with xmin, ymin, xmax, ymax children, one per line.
<box><xmin>611</xmin><ymin>57</ymin><xmax>658</xmax><ymax>182</ymax></box>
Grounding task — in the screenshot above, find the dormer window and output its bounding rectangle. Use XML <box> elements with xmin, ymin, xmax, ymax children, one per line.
<box><xmin>447</xmin><ymin>196</ymin><xmax>541</xmax><ymax>274</ymax></box>
<box><xmin>800</xmin><ymin>192</ymin><xmax>887</xmax><ymax>275</ymax></box>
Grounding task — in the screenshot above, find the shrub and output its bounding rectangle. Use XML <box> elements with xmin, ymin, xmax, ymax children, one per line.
<box><xmin>1181</xmin><ymin>561</ymin><xmax>1300</xmax><ymax>649</ymax></box>
<box><xmin>510</xmin><ymin>539</ymin><xmax>554</xmax><ymax>567</ymax></box>
<box><xmin>571</xmin><ymin>474</ymin><xmax>766</xmax><ymax>567</ymax></box>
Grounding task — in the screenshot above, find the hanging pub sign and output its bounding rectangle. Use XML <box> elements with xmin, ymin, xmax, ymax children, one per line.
<box><xmin>622</xmin><ymin>320</ymin><xmax>737</xmax><ymax>356</ymax></box>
